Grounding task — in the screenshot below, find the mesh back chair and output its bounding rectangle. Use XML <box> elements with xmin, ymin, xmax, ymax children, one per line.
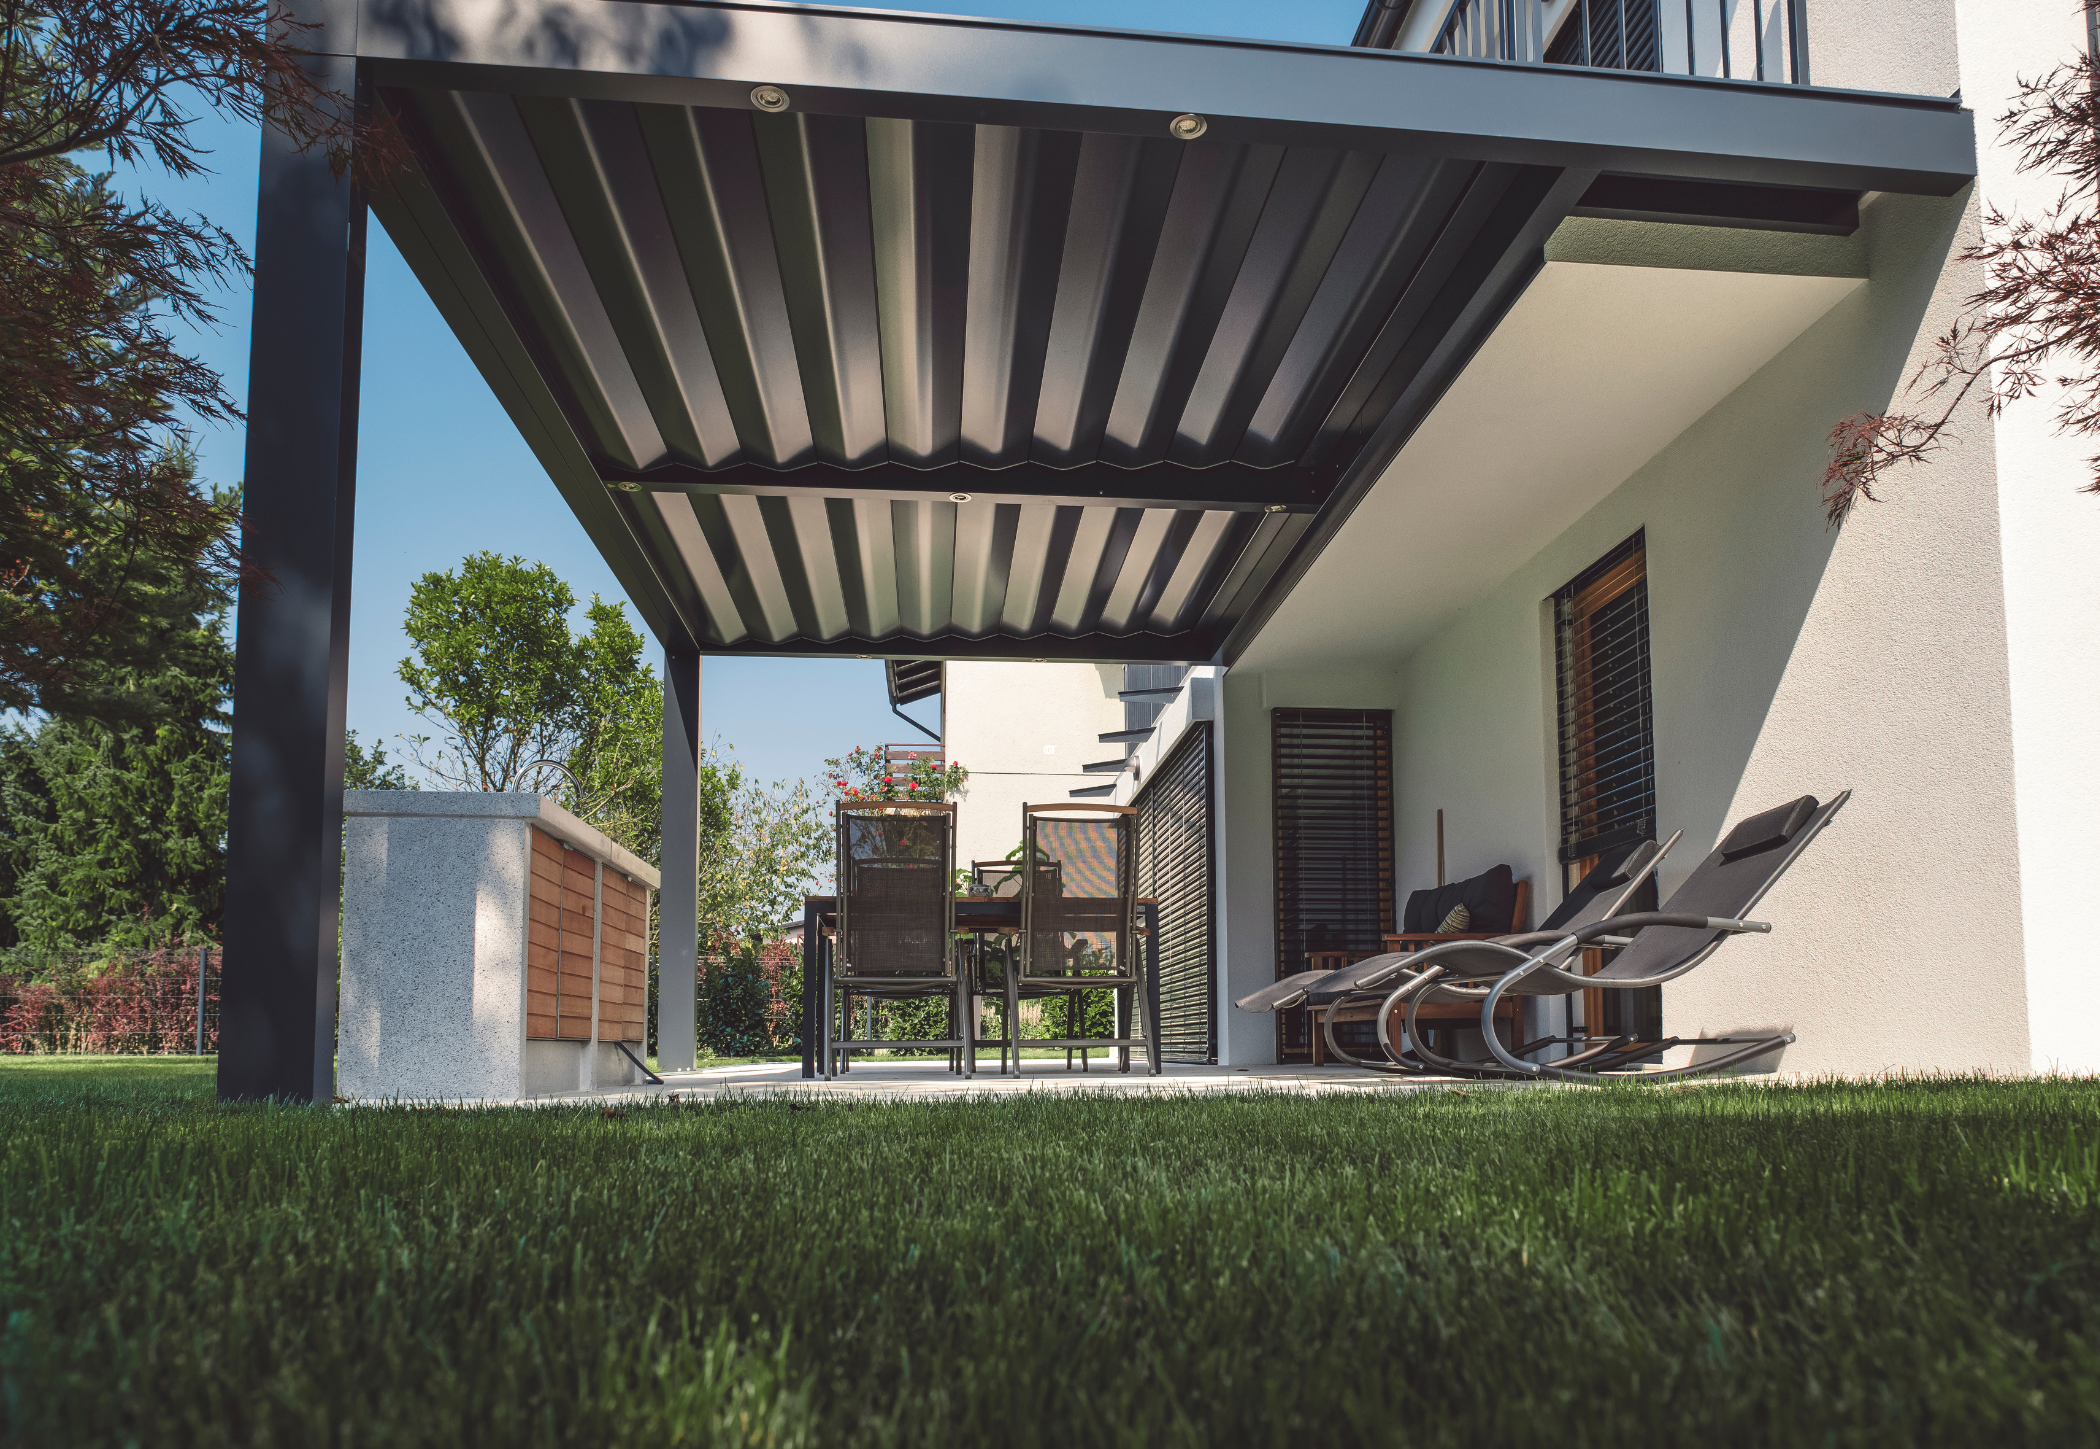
<box><xmin>962</xmin><ymin>860</ymin><xmax>1024</xmax><ymax>1072</ymax></box>
<box><xmin>972</xmin><ymin>861</ymin><xmax>1023</xmax><ymax>898</ymax></box>
<box><xmin>825</xmin><ymin>801</ymin><xmax>969</xmax><ymax>1079</ymax></box>
<box><xmin>1008</xmin><ymin>803</ymin><xmax>1161</xmax><ymax>1076</ymax></box>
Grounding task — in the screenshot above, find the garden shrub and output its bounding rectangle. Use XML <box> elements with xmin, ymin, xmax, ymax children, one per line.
<box><xmin>696</xmin><ymin>940</ymin><xmax>800</xmax><ymax>1057</ymax></box>
<box><xmin>0</xmin><ymin>947</ymin><xmax>219</xmax><ymax>1054</ymax></box>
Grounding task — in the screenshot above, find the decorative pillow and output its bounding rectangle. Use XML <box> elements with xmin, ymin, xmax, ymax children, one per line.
<box><xmin>1436</xmin><ymin>902</ymin><xmax>1471</xmax><ymax>933</ymax></box>
<box><xmin>1404</xmin><ymin>864</ymin><xmax>1517</xmax><ymax>934</ymax></box>
<box><xmin>1719</xmin><ymin>796</ymin><xmax>1818</xmax><ymax>861</ymax></box>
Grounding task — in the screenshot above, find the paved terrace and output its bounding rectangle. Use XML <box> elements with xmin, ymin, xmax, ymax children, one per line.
<box><xmin>529</xmin><ymin>1060</ymin><xmax>1479</xmax><ymax>1106</ymax></box>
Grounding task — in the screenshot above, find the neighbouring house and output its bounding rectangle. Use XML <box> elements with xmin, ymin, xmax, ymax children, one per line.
<box><xmin>929</xmin><ymin>0</ymin><xmax>2100</xmax><ymax>1076</ymax></box>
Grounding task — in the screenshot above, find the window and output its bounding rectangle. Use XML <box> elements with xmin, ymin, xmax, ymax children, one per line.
<box><xmin>1552</xmin><ymin>531</ymin><xmax>1660</xmax><ymax>1040</ymax></box>
<box><xmin>1270</xmin><ymin>708</ymin><xmax>1395</xmax><ymax>1061</ymax></box>
<box><xmin>1553</xmin><ymin>531</ymin><xmax>1656</xmax><ymax>866</ymax></box>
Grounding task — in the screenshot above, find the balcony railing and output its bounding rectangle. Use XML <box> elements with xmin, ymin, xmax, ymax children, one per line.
<box><xmin>1357</xmin><ymin>0</ymin><xmax>1810</xmax><ymax>86</ymax></box>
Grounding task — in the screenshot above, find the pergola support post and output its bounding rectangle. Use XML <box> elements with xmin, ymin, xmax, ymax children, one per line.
<box><xmin>218</xmin><ymin>55</ymin><xmax>366</xmax><ymax>1104</ymax></box>
<box><xmin>658</xmin><ymin>649</ymin><xmax>702</xmax><ymax>1073</ymax></box>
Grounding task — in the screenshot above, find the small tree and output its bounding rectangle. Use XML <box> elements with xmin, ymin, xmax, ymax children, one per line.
<box><xmin>1824</xmin><ymin>16</ymin><xmax>2100</xmax><ymax>518</ymax></box>
<box><xmin>396</xmin><ymin>553</ymin><xmax>657</xmax><ymax>843</ymax></box>
<box><xmin>342</xmin><ymin>730</ymin><xmax>410</xmax><ymax>791</ymax></box>
<box><xmin>698</xmin><ymin>752</ymin><xmax>831</xmax><ymax>947</ymax></box>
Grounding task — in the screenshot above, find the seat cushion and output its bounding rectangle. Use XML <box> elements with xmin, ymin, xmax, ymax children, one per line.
<box><xmin>1404</xmin><ymin>863</ymin><xmax>1517</xmax><ymax>934</ymax></box>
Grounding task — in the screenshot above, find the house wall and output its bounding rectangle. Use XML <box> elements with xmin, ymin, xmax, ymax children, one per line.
<box><xmin>1381</xmin><ymin>179</ymin><xmax>2031</xmax><ymax>1076</ymax></box>
<box><xmin>1196</xmin><ymin>0</ymin><xmax>2100</xmax><ymax>1078</ymax></box>
<box><xmin>943</xmin><ymin>661</ymin><xmax>1126</xmax><ymax>870</ymax></box>
<box><xmin>1954</xmin><ymin>0</ymin><xmax>2100</xmax><ymax>1071</ymax></box>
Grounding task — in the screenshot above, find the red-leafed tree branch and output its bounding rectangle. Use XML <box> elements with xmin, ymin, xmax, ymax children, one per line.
<box><xmin>0</xmin><ymin>0</ymin><xmax>394</xmax><ymax>721</ymax></box>
<box><xmin>1823</xmin><ymin>12</ymin><xmax>2100</xmax><ymax>525</ymax></box>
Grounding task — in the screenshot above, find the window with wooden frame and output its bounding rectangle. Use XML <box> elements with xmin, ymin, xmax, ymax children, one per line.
<box><xmin>1552</xmin><ymin>531</ymin><xmax>1661</xmax><ymax>1041</ymax></box>
<box><xmin>1270</xmin><ymin>708</ymin><xmax>1395</xmax><ymax>1061</ymax></box>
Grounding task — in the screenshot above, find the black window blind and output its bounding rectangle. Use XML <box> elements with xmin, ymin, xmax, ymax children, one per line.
<box><xmin>1553</xmin><ymin>531</ymin><xmax>1656</xmax><ymax>865</ymax></box>
<box><xmin>1133</xmin><ymin>722</ymin><xmax>1215</xmax><ymax>1064</ymax></box>
<box><xmin>1271</xmin><ymin>708</ymin><xmax>1394</xmax><ymax>1058</ymax></box>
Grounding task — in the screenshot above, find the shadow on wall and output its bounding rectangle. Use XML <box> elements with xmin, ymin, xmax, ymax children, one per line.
<box><xmin>1644</xmin><ymin>189</ymin><xmax>1969</xmax><ymax>853</ymax></box>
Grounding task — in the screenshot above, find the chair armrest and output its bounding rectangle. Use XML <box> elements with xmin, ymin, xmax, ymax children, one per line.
<box><xmin>1570</xmin><ymin>912</ymin><xmax>1770</xmax><ymax>945</ymax></box>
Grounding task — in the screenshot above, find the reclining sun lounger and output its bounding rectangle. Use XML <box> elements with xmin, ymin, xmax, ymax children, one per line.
<box><xmin>1375</xmin><ymin>792</ymin><xmax>1850</xmax><ymax>1082</ymax></box>
<box><xmin>1234</xmin><ymin>833</ymin><xmax>1674</xmax><ymax>1071</ymax></box>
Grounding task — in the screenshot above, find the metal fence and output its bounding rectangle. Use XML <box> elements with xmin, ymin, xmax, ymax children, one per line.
<box><xmin>0</xmin><ymin>947</ymin><xmax>220</xmax><ymax>1055</ymax></box>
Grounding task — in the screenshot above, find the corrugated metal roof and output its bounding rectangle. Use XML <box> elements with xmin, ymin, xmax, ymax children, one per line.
<box><xmin>378</xmin><ymin>79</ymin><xmax>1581</xmax><ymax>658</ymax></box>
<box><xmin>358</xmin><ymin>2</ymin><xmax>1969</xmax><ymax>662</ymax></box>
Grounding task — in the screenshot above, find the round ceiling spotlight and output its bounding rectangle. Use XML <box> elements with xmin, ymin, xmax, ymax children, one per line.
<box><xmin>1169</xmin><ymin>112</ymin><xmax>1208</xmax><ymax>140</ymax></box>
<box><xmin>750</xmin><ymin>85</ymin><xmax>790</xmax><ymax>112</ymax></box>
<box><xmin>949</xmin><ymin>492</ymin><xmax>972</xmax><ymax>503</ymax></box>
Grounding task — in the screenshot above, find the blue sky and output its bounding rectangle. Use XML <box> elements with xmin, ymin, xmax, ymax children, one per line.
<box><xmin>134</xmin><ymin>0</ymin><xmax>1367</xmax><ymax>786</ymax></box>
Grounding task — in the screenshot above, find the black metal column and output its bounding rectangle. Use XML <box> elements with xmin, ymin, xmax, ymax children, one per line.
<box><xmin>218</xmin><ymin>55</ymin><xmax>365</xmax><ymax>1103</ymax></box>
<box><xmin>800</xmin><ymin>898</ymin><xmax>820</xmax><ymax>1079</ymax></box>
<box><xmin>658</xmin><ymin>648</ymin><xmax>701</xmax><ymax>1072</ymax></box>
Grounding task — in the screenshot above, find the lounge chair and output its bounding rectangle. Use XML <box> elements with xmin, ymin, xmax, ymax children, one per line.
<box><xmin>1235</xmin><ymin>834</ymin><xmax>1673</xmax><ymax>1071</ymax></box>
<box><xmin>1373</xmin><ymin>792</ymin><xmax>1850</xmax><ymax>1081</ymax></box>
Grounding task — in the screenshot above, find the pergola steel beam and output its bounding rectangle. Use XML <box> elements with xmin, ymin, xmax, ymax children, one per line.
<box><xmin>347</xmin><ymin>0</ymin><xmax>1973</xmax><ymax>196</ymax></box>
<box><xmin>658</xmin><ymin>650</ymin><xmax>702</xmax><ymax>1073</ymax></box>
<box><xmin>219</xmin><ymin>54</ymin><xmax>366</xmax><ymax>1104</ymax></box>
<box><xmin>607</xmin><ymin>460</ymin><xmax>1320</xmax><ymax>513</ymax></box>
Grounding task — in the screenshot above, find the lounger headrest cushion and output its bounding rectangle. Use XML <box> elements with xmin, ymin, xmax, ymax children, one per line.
<box><xmin>1719</xmin><ymin>796</ymin><xmax>1818</xmax><ymax>861</ymax></box>
<box><xmin>1609</xmin><ymin>839</ymin><xmax>1660</xmax><ymax>883</ymax></box>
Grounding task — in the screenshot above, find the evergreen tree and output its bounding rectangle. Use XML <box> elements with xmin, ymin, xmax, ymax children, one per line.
<box><xmin>0</xmin><ymin>480</ymin><xmax>232</xmax><ymax>954</ymax></box>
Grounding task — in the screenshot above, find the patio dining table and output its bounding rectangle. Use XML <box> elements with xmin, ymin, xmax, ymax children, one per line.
<box><xmin>797</xmin><ymin>896</ymin><xmax>1162</xmax><ymax>1078</ymax></box>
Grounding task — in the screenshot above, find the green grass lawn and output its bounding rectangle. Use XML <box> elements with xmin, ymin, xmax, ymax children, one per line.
<box><xmin>4</xmin><ymin>1061</ymin><xmax>2099</xmax><ymax>1446</ymax></box>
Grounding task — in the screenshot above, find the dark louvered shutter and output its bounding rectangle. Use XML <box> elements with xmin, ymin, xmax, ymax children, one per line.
<box><xmin>1553</xmin><ymin>532</ymin><xmax>1656</xmax><ymax>864</ymax></box>
<box><xmin>1271</xmin><ymin>709</ymin><xmax>1394</xmax><ymax>1060</ymax></box>
<box><xmin>1545</xmin><ymin>0</ymin><xmax>1661</xmax><ymax>71</ymax></box>
<box><xmin>1133</xmin><ymin>723</ymin><xmax>1214</xmax><ymax>1063</ymax></box>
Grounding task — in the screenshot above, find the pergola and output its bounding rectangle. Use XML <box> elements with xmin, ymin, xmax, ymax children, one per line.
<box><xmin>218</xmin><ymin>0</ymin><xmax>1972</xmax><ymax>1101</ymax></box>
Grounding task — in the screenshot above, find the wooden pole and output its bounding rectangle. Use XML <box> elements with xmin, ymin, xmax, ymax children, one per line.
<box><xmin>1436</xmin><ymin>809</ymin><xmax>1445</xmax><ymax>887</ymax></box>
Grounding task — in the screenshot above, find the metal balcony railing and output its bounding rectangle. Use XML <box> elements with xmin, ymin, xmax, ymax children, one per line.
<box><xmin>1361</xmin><ymin>0</ymin><xmax>1810</xmax><ymax>86</ymax></box>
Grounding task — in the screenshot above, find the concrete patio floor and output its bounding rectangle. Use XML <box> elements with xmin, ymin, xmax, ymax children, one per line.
<box><xmin>525</xmin><ymin>1057</ymin><xmax>1482</xmax><ymax>1106</ymax></box>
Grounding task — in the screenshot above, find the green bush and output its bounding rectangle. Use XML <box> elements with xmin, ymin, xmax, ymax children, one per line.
<box><xmin>696</xmin><ymin>940</ymin><xmax>801</xmax><ymax>1057</ymax></box>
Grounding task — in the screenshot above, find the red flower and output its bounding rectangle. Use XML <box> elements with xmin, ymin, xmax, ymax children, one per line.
<box><xmin>882</xmin><ymin>775</ymin><xmax>893</xmax><ymax>784</ymax></box>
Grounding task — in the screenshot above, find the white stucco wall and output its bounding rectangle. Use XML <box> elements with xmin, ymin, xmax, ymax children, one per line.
<box><xmin>1373</xmin><ymin>180</ymin><xmax>2031</xmax><ymax>1076</ymax></box>
<box><xmin>1955</xmin><ymin>0</ymin><xmax>2100</xmax><ymax>1071</ymax></box>
<box><xmin>943</xmin><ymin>661</ymin><xmax>1126</xmax><ymax>869</ymax></box>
